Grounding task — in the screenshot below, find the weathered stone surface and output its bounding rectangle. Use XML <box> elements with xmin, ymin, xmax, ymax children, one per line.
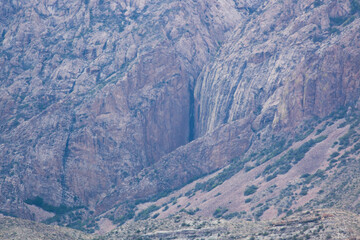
<box><xmin>195</xmin><ymin>0</ymin><xmax>360</xmax><ymax>136</ymax></box>
<box><xmin>0</xmin><ymin>0</ymin><xmax>360</xmax><ymax>227</ymax></box>
<box><xmin>0</xmin><ymin>0</ymin><xmax>245</xmax><ymax>218</ymax></box>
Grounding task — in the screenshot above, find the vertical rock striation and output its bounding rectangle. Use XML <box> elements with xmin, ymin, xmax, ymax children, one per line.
<box><xmin>195</xmin><ymin>0</ymin><xmax>360</xmax><ymax>137</ymax></box>
<box><xmin>0</xmin><ymin>0</ymin><xmax>360</xmax><ymax>223</ymax></box>
<box><xmin>0</xmin><ymin>0</ymin><xmax>245</xmax><ymax>218</ymax></box>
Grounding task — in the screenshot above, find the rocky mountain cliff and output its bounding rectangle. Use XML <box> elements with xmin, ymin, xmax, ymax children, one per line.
<box><xmin>0</xmin><ymin>0</ymin><xmax>360</xmax><ymax>233</ymax></box>
<box><xmin>0</xmin><ymin>0</ymin><xmax>244</xmax><ymax>218</ymax></box>
<box><xmin>195</xmin><ymin>0</ymin><xmax>360</xmax><ymax>136</ymax></box>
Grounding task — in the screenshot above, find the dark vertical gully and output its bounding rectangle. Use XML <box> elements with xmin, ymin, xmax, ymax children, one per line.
<box><xmin>188</xmin><ymin>82</ymin><xmax>195</xmax><ymax>142</ymax></box>
<box><xmin>61</xmin><ymin>113</ymin><xmax>76</xmax><ymax>202</ymax></box>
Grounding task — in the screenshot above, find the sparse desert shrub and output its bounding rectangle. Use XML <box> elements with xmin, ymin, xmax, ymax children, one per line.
<box><xmin>351</xmin><ymin>143</ymin><xmax>360</xmax><ymax>153</ymax></box>
<box><xmin>301</xmin><ymin>173</ymin><xmax>311</xmax><ymax>179</ymax></box>
<box><xmin>193</xmin><ymin>160</ymin><xmax>245</xmax><ymax>192</ymax></box>
<box><xmin>180</xmin><ymin>208</ymin><xmax>199</xmax><ymax>215</ymax></box>
<box><xmin>292</xmin><ymin>136</ymin><xmax>327</xmax><ymax>163</ymax></box>
<box><xmin>300</xmin><ymin>188</ymin><xmax>308</xmax><ymax>196</ymax></box>
<box><xmin>255</xmin><ymin>205</ymin><xmax>269</xmax><ymax>219</ymax></box>
<box><xmin>328</xmin><ymin>27</ymin><xmax>341</xmax><ymax>35</ymax></box>
<box><xmin>135</xmin><ymin>205</ymin><xmax>160</xmax><ymax>221</ymax></box>
<box><xmin>330</xmin><ymin>16</ymin><xmax>348</xmax><ymax>26</ymax></box>
<box><xmin>266</xmin><ymin>173</ymin><xmax>277</xmax><ymax>182</ymax></box>
<box><xmin>351</xmin><ymin>0</ymin><xmax>360</xmax><ymax>14</ymax></box>
<box><xmin>263</xmin><ymin>136</ymin><xmax>327</xmax><ymax>179</ymax></box>
<box><xmin>113</xmin><ymin>211</ymin><xmax>135</xmax><ymax>225</ymax></box>
<box><xmin>244</xmin><ymin>185</ymin><xmax>258</xmax><ymax>196</ymax></box>
<box><xmin>222</xmin><ymin>212</ymin><xmax>242</xmax><ymax>220</ymax></box>
<box><xmin>24</xmin><ymin>196</ymin><xmax>82</xmax><ymax>215</ymax></box>
<box><xmin>181</xmin><ymin>222</ymin><xmax>190</xmax><ymax>227</ymax></box>
<box><xmin>286</xmin><ymin>209</ymin><xmax>293</xmax><ymax>216</ymax></box>
<box><xmin>314</xmin><ymin>0</ymin><xmax>323</xmax><ymax>7</ymax></box>
<box><xmin>338</xmin><ymin>129</ymin><xmax>356</xmax><ymax>148</ymax></box>
<box><xmin>295</xmin><ymin>127</ymin><xmax>314</xmax><ymax>142</ymax></box>
<box><xmin>245</xmin><ymin>165</ymin><xmax>255</xmax><ymax>172</ymax></box>
<box><xmin>213</xmin><ymin>207</ymin><xmax>228</xmax><ymax>218</ymax></box>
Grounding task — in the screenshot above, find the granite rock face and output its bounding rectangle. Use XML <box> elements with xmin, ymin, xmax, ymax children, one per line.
<box><xmin>195</xmin><ymin>0</ymin><xmax>360</xmax><ymax>137</ymax></box>
<box><xmin>0</xmin><ymin>0</ymin><xmax>360</xmax><ymax>223</ymax></box>
<box><xmin>0</xmin><ymin>0</ymin><xmax>245</xmax><ymax>218</ymax></box>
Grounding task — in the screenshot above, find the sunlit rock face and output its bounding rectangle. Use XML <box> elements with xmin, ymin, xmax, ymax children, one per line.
<box><xmin>195</xmin><ymin>0</ymin><xmax>360</xmax><ymax>137</ymax></box>
<box><xmin>0</xmin><ymin>0</ymin><xmax>244</xmax><ymax>217</ymax></box>
<box><xmin>0</xmin><ymin>0</ymin><xmax>359</xmax><ymax>223</ymax></box>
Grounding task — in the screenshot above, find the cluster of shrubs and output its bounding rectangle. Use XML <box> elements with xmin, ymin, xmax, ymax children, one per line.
<box><xmin>24</xmin><ymin>196</ymin><xmax>82</xmax><ymax>215</ymax></box>
<box><xmin>213</xmin><ymin>207</ymin><xmax>228</xmax><ymax>218</ymax></box>
<box><xmin>263</xmin><ymin>136</ymin><xmax>327</xmax><ymax>181</ymax></box>
<box><xmin>185</xmin><ymin>138</ymin><xmax>291</xmax><ymax>197</ymax></box>
<box><xmin>244</xmin><ymin>185</ymin><xmax>258</xmax><ymax>196</ymax></box>
<box><xmin>135</xmin><ymin>205</ymin><xmax>160</xmax><ymax>221</ymax></box>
